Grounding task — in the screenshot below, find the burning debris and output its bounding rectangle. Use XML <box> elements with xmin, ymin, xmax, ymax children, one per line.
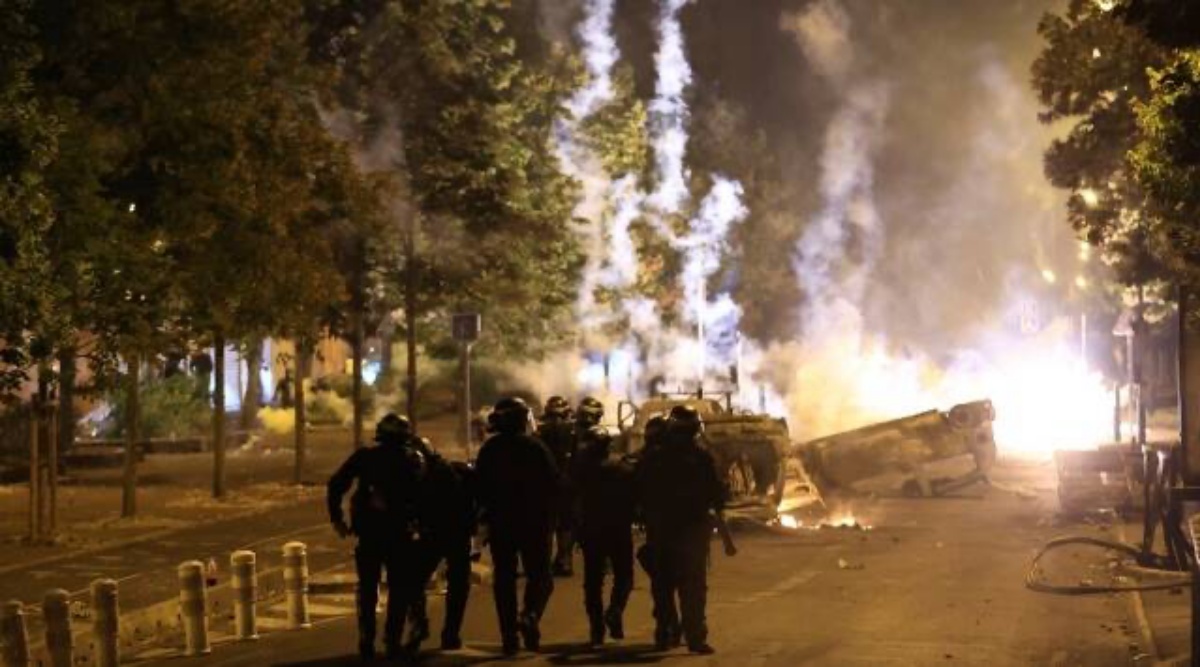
<box><xmin>776</xmin><ymin>511</ymin><xmax>872</xmax><ymax>532</ymax></box>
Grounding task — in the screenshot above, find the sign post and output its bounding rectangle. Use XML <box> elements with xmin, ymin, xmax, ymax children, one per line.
<box><xmin>452</xmin><ymin>314</ymin><xmax>481</xmax><ymax>460</ymax></box>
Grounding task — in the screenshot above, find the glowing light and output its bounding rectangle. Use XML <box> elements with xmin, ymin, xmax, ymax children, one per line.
<box><xmin>775</xmin><ymin>511</ymin><xmax>871</xmax><ymax>531</ymax></box>
<box><xmin>128</xmin><ymin>203</ymin><xmax>136</xmax><ymax>213</ymax></box>
<box><xmin>1041</xmin><ymin>269</ymin><xmax>1057</xmax><ymax>284</ymax></box>
<box><xmin>1080</xmin><ymin>188</ymin><xmax>1100</xmax><ymax>208</ymax></box>
<box><xmin>1075</xmin><ymin>276</ymin><xmax>1088</xmax><ymax>289</ymax></box>
<box><xmin>1078</xmin><ymin>241</ymin><xmax>1091</xmax><ymax>262</ymax></box>
<box><xmin>1092</xmin><ymin>47</ymin><xmax>1102</xmax><ymax>60</ymax></box>
<box><xmin>1094</xmin><ymin>0</ymin><xmax>1117</xmax><ymax>12</ymax></box>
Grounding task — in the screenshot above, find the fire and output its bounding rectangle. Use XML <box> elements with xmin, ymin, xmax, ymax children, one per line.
<box><xmin>776</xmin><ymin>511</ymin><xmax>872</xmax><ymax>531</ymax></box>
<box><xmin>775</xmin><ymin>315</ymin><xmax>1113</xmax><ymax>458</ymax></box>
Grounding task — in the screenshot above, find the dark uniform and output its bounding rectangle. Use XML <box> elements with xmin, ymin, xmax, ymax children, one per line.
<box><xmin>631</xmin><ymin>416</ymin><xmax>672</xmax><ymax>631</ymax></box>
<box><xmin>327</xmin><ymin>414</ymin><xmax>427</xmax><ymax>660</ymax></box>
<box><xmin>412</xmin><ymin>442</ymin><xmax>476</xmax><ymax>651</ymax></box>
<box><xmin>635</xmin><ymin>406</ymin><xmax>726</xmax><ymax>654</ymax></box>
<box><xmin>537</xmin><ymin>396</ymin><xmax>577</xmax><ymax>577</ymax></box>
<box><xmin>571</xmin><ymin>425</ymin><xmax>636</xmax><ymax>646</ymax></box>
<box><xmin>475</xmin><ymin>398</ymin><xmax>559</xmax><ymax>655</ymax></box>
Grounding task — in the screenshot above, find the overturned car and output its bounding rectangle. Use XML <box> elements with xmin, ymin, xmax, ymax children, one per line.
<box><xmin>794</xmin><ymin>399</ymin><xmax>997</xmax><ymax>498</ymax></box>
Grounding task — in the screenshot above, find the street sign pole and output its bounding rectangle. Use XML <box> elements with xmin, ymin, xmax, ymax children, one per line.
<box><xmin>460</xmin><ymin>342</ymin><xmax>473</xmax><ymax>460</ymax></box>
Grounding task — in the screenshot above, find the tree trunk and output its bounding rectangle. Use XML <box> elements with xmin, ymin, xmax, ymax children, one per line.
<box><xmin>28</xmin><ymin>403</ymin><xmax>40</xmax><ymax>540</ymax></box>
<box><xmin>212</xmin><ymin>337</ymin><xmax>227</xmax><ymax>499</ymax></box>
<box><xmin>294</xmin><ymin>339</ymin><xmax>308</xmax><ymax>485</ymax></box>
<box><xmin>46</xmin><ymin>402</ymin><xmax>57</xmax><ymax>536</ymax></box>
<box><xmin>352</xmin><ymin>314</ymin><xmax>364</xmax><ymax>449</ymax></box>
<box><xmin>404</xmin><ymin>214</ymin><xmax>418</xmax><ymax>426</ymax></box>
<box><xmin>240</xmin><ymin>340</ymin><xmax>262</xmax><ymax>431</ymax></box>
<box><xmin>121</xmin><ymin>355</ymin><xmax>140</xmax><ymax>518</ymax></box>
<box><xmin>57</xmin><ymin>346</ymin><xmax>75</xmax><ymax>464</ymax></box>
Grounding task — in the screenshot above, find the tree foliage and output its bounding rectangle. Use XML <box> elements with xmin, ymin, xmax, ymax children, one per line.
<box><xmin>0</xmin><ymin>0</ymin><xmax>60</xmax><ymax>395</ymax></box>
<box><xmin>1031</xmin><ymin>0</ymin><xmax>1168</xmax><ymax>287</ymax></box>
<box><xmin>311</xmin><ymin>0</ymin><xmax>584</xmax><ymax>359</ymax></box>
<box><xmin>1130</xmin><ymin>52</ymin><xmax>1200</xmax><ymax>293</ymax></box>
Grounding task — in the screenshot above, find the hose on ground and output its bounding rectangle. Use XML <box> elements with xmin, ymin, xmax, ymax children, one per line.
<box><xmin>1025</xmin><ymin>535</ymin><xmax>1193</xmax><ymax>595</ymax></box>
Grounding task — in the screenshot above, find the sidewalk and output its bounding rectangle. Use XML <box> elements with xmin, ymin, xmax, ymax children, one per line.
<box><xmin>1117</xmin><ymin>520</ymin><xmax>1192</xmax><ymax>666</ymax></box>
<box><xmin>0</xmin><ymin>427</ymin><xmax>360</xmax><ymax>569</ymax></box>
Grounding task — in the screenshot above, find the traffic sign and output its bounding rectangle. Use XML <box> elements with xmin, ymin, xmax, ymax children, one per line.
<box><xmin>452</xmin><ymin>313</ymin><xmax>481</xmax><ymax>343</ymax></box>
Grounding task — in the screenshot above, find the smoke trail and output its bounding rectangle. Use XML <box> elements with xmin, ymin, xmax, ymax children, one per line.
<box><xmin>773</xmin><ymin>0</ymin><xmax>910</xmax><ymax>438</ymax></box>
<box><xmin>553</xmin><ymin>0</ymin><xmax>619</xmax><ymax>330</ymax></box>
<box><xmin>539</xmin><ymin>0</ymin><xmax>752</xmax><ymax>402</ymax></box>
<box><xmin>648</xmin><ymin>0</ymin><xmax>693</xmax><ymax>216</ymax></box>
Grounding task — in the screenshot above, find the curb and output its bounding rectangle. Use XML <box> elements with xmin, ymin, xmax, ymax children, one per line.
<box><xmin>1115</xmin><ymin>523</ymin><xmax>1164</xmax><ymax>666</ymax></box>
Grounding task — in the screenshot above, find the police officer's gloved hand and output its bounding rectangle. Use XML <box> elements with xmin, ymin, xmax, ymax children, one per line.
<box><xmin>332</xmin><ymin>518</ymin><xmax>351</xmax><ymax>539</ymax></box>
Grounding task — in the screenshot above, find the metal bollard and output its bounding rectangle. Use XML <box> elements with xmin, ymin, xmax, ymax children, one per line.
<box><xmin>230</xmin><ymin>550</ymin><xmax>258</xmax><ymax>640</ymax></box>
<box><xmin>42</xmin><ymin>589</ymin><xmax>73</xmax><ymax>667</ymax></box>
<box><xmin>0</xmin><ymin>600</ymin><xmax>30</xmax><ymax>667</ymax></box>
<box><xmin>91</xmin><ymin>579</ymin><xmax>119</xmax><ymax>667</ymax></box>
<box><xmin>178</xmin><ymin>561</ymin><xmax>211</xmax><ymax>656</ymax></box>
<box><xmin>282</xmin><ymin>542</ymin><xmax>311</xmax><ymax>629</ymax></box>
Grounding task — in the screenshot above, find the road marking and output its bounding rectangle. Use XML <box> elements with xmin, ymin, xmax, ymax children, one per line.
<box><xmin>715</xmin><ymin>571</ymin><xmax>819</xmax><ymax>608</ymax></box>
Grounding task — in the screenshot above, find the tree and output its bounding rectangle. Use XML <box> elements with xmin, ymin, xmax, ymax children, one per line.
<box><xmin>1129</xmin><ymin>53</ymin><xmax>1200</xmax><ymax>295</ymax></box>
<box><xmin>27</xmin><ymin>0</ymin><xmax>192</xmax><ymax>517</ymax></box>
<box><xmin>1031</xmin><ymin>0</ymin><xmax>1168</xmax><ymax>288</ymax></box>
<box><xmin>0</xmin><ymin>0</ymin><xmax>60</xmax><ymax>397</ymax></box>
<box><xmin>308</xmin><ymin>0</ymin><xmax>585</xmax><ymax>423</ymax></box>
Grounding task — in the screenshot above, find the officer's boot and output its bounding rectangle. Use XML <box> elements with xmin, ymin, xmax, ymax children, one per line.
<box><xmin>357</xmin><ymin>617</ymin><xmax>377</xmax><ymax>661</ymax></box>
<box><xmin>587</xmin><ymin>611</ymin><xmax>605</xmax><ymax>647</ymax></box>
<box><xmin>518</xmin><ymin>610</ymin><xmax>542</xmax><ymax>652</ymax></box>
<box><xmin>604</xmin><ymin>607</ymin><xmax>625</xmax><ymax>640</ymax></box>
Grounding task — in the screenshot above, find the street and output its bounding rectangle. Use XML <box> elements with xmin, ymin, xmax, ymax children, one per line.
<box><xmin>133</xmin><ymin>460</ymin><xmax>1140</xmax><ymax>667</ymax></box>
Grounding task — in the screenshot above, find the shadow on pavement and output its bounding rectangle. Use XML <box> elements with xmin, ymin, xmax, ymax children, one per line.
<box><xmin>545</xmin><ymin>642</ymin><xmax>669</xmax><ymax>665</ymax></box>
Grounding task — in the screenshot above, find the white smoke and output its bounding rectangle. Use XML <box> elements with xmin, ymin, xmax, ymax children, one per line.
<box><xmin>647</xmin><ymin>0</ymin><xmax>694</xmax><ymax>216</ymax></box>
<box><xmin>767</xmin><ymin>2</ymin><xmax>1112</xmax><ymax>452</ymax></box>
<box><xmin>551</xmin><ymin>0</ymin><xmax>753</xmax><ymax>400</ymax></box>
<box><xmin>554</xmin><ymin>0</ymin><xmax>620</xmax><ymax>331</ymax></box>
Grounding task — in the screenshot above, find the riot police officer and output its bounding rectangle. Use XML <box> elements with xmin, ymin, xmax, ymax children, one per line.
<box><xmin>408</xmin><ymin>437</ymin><xmax>476</xmax><ymax>651</ymax></box>
<box><xmin>632</xmin><ymin>415</ymin><xmax>676</xmax><ymax>638</ymax></box>
<box><xmin>537</xmin><ymin>396</ymin><xmax>577</xmax><ymax>577</ymax></box>
<box><xmin>571</xmin><ymin>418</ymin><xmax>636</xmax><ymax>646</ymax></box>
<box><xmin>475</xmin><ymin>398</ymin><xmax>559</xmax><ymax>655</ymax></box>
<box><xmin>635</xmin><ymin>405</ymin><xmax>726</xmax><ymax>654</ymax></box>
<box><xmin>327</xmin><ymin>414</ymin><xmax>427</xmax><ymax>660</ymax></box>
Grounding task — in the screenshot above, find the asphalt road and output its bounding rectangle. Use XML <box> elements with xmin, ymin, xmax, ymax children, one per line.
<box><xmin>134</xmin><ymin>460</ymin><xmax>1139</xmax><ymax>667</ymax></box>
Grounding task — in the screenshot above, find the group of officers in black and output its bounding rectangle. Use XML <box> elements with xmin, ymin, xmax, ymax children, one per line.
<box><xmin>327</xmin><ymin>395</ymin><xmax>731</xmax><ymax>662</ymax></box>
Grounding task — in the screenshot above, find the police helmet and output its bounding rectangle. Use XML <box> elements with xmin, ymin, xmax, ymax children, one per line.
<box><xmin>576</xmin><ymin>396</ymin><xmax>604</xmax><ymax>425</ymax></box>
<box><xmin>375</xmin><ymin>413</ymin><xmax>412</xmax><ymax>446</ymax></box>
<box><xmin>543</xmin><ymin>395</ymin><xmax>570</xmax><ymax>419</ymax></box>
<box><xmin>644</xmin><ymin>414</ymin><xmax>669</xmax><ymax>449</ymax></box>
<box><xmin>488</xmin><ymin>397</ymin><xmax>532</xmax><ymax>434</ymax></box>
<box><xmin>666</xmin><ymin>404</ymin><xmax>703</xmax><ymax>442</ymax></box>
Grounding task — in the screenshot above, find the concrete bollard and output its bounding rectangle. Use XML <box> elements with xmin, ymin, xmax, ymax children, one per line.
<box><xmin>177</xmin><ymin>561</ymin><xmax>211</xmax><ymax>656</ymax></box>
<box><xmin>230</xmin><ymin>550</ymin><xmax>258</xmax><ymax>640</ymax></box>
<box><xmin>42</xmin><ymin>589</ymin><xmax>73</xmax><ymax>667</ymax></box>
<box><xmin>282</xmin><ymin>542</ymin><xmax>311</xmax><ymax>630</ymax></box>
<box><xmin>91</xmin><ymin>579</ymin><xmax>120</xmax><ymax>667</ymax></box>
<box><xmin>0</xmin><ymin>600</ymin><xmax>30</xmax><ymax>667</ymax></box>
